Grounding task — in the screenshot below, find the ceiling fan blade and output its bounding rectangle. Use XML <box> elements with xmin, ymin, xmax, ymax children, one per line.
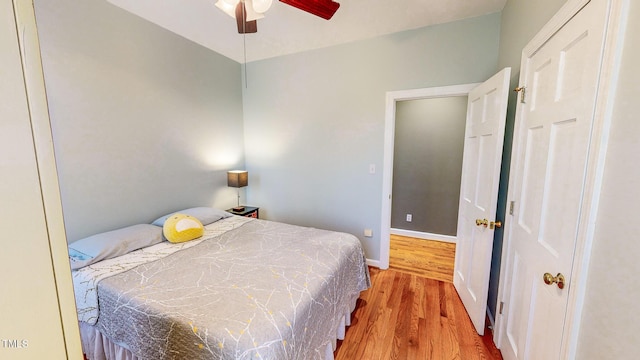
<box><xmin>236</xmin><ymin>1</ymin><xmax>257</xmax><ymax>33</ymax></box>
<box><xmin>279</xmin><ymin>0</ymin><xmax>340</xmax><ymax>20</ymax></box>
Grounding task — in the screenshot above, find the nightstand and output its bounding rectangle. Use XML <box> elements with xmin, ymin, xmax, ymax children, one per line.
<box><xmin>226</xmin><ymin>206</ymin><xmax>259</xmax><ymax>218</ymax></box>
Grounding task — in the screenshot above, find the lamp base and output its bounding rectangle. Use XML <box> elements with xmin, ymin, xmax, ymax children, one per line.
<box><xmin>232</xmin><ymin>206</ymin><xmax>245</xmax><ymax>212</ymax></box>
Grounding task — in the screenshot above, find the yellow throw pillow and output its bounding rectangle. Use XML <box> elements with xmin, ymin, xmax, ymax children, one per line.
<box><xmin>162</xmin><ymin>213</ymin><xmax>204</xmax><ymax>243</ymax></box>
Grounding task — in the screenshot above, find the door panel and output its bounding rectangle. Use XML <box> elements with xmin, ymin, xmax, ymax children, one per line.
<box><xmin>462</xmin><ymin>137</ymin><xmax>480</xmax><ymax>205</ymax></box>
<box><xmin>454</xmin><ymin>67</ymin><xmax>511</xmax><ymax>334</ymax></box>
<box><xmin>477</xmin><ymin>134</ymin><xmax>497</xmax><ymax>210</ymax></box>
<box><xmin>504</xmin><ymin>252</ymin><xmax>530</xmax><ymax>357</ymax></box>
<box><xmin>540</xmin><ymin>120</ymin><xmax>585</xmax><ymax>258</ymax></box>
<box><xmin>518</xmin><ymin>125</ymin><xmax>546</xmax><ymax>234</ymax></box>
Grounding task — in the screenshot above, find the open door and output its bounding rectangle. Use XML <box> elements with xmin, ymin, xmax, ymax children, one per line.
<box><xmin>453</xmin><ymin>67</ymin><xmax>511</xmax><ymax>335</ymax></box>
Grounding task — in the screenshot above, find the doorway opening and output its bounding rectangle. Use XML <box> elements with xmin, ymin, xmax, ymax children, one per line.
<box><xmin>379</xmin><ymin>83</ymin><xmax>479</xmax><ymax>269</ymax></box>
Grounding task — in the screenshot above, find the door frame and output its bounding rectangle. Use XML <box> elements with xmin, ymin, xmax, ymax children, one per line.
<box><xmin>494</xmin><ymin>0</ymin><xmax>629</xmax><ymax>357</ymax></box>
<box><xmin>379</xmin><ymin>83</ymin><xmax>479</xmax><ymax>269</ymax></box>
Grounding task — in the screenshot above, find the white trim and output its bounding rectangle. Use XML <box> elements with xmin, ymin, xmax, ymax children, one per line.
<box><xmin>390</xmin><ymin>228</ymin><xmax>457</xmax><ymax>244</ymax></box>
<box><xmin>493</xmin><ymin>0</ymin><xmax>628</xmax><ymax>357</ymax></box>
<box><xmin>380</xmin><ymin>83</ymin><xmax>479</xmax><ymax>270</ymax></box>
<box><xmin>365</xmin><ymin>258</ymin><xmax>381</xmax><ymax>268</ymax></box>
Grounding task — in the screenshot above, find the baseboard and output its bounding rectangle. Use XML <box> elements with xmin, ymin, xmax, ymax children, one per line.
<box><xmin>366</xmin><ymin>258</ymin><xmax>385</xmax><ymax>269</ymax></box>
<box><xmin>390</xmin><ymin>228</ymin><xmax>457</xmax><ymax>243</ymax></box>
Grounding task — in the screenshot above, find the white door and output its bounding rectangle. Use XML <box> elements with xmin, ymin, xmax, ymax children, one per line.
<box><xmin>497</xmin><ymin>0</ymin><xmax>608</xmax><ymax>359</ymax></box>
<box><xmin>0</xmin><ymin>1</ymin><xmax>82</xmax><ymax>359</ymax></box>
<box><xmin>453</xmin><ymin>67</ymin><xmax>511</xmax><ymax>335</ymax></box>
<box><xmin>0</xmin><ymin>1</ymin><xmax>68</xmax><ymax>358</ymax></box>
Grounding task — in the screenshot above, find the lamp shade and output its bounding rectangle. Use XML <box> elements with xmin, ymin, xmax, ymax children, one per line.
<box><xmin>227</xmin><ymin>170</ymin><xmax>248</xmax><ymax>188</ymax></box>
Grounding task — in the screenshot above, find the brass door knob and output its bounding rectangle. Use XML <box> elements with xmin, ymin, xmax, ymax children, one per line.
<box><xmin>490</xmin><ymin>221</ymin><xmax>502</xmax><ymax>229</ymax></box>
<box><xmin>475</xmin><ymin>218</ymin><xmax>488</xmax><ymax>227</ymax></box>
<box><xmin>543</xmin><ymin>272</ymin><xmax>566</xmax><ymax>290</ymax></box>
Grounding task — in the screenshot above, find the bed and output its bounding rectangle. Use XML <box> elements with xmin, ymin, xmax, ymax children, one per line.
<box><xmin>70</xmin><ymin>209</ymin><xmax>370</xmax><ymax>360</ymax></box>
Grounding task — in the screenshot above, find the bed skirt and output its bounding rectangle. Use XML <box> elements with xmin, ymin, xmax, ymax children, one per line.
<box><xmin>80</xmin><ymin>293</ymin><xmax>359</xmax><ymax>360</ymax></box>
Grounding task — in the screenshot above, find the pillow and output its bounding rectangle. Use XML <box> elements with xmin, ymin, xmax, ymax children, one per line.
<box><xmin>68</xmin><ymin>224</ymin><xmax>163</xmax><ymax>270</ymax></box>
<box><xmin>152</xmin><ymin>207</ymin><xmax>231</xmax><ymax>227</ymax></box>
<box><xmin>162</xmin><ymin>213</ymin><xmax>204</xmax><ymax>243</ymax></box>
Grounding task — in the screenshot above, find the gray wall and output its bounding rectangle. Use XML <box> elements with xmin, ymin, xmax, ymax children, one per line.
<box><xmin>242</xmin><ymin>14</ymin><xmax>501</xmax><ymax>261</ymax></box>
<box><xmin>576</xmin><ymin>2</ymin><xmax>640</xmax><ymax>358</ymax></box>
<box><xmin>487</xmin><ymin>0</ymin><xmax>567</xmax><ymax>319</ymax></box>
<box><xmin>34</xmin><ymin>0</ymin><xmax>245</xmax><ymax>242</ymax></box>
<box><xmin>391</xmin><ymin>97</ymin><xmax>467</xmax><ymax>236</ymax></box>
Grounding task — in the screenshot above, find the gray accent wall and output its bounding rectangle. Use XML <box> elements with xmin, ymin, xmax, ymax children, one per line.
<box><xmin>34</xmin><ymin>0</ymin><xmax>245</xmax><ymax>242</ymax></box>
<box><xmin>391</xmin><ymin>97</ymin><xmax>467</xmax><ymax>236</ymax></box>
<box><xmin>242</xmin><ymin>14</ymin><xmax>501</xmax><ymax>260</ymax></box>
<box><xmin>487</xmin><ymin>0</ymin><xmax>567</xmax><ymax>320</ymax></box>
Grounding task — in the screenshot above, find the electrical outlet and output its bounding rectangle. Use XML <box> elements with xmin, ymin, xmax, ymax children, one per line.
<box><xmin>406</xmin><ymin>214</ymin><xmax>412</xmax><ymax>222</ymax></box>
<box><xmin>364</xmin><ymin>229</ymin><xmax>373</xmax><ymax>237</ymax></box>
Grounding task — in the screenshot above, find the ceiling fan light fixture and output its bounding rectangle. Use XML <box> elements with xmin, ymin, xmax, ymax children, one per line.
<box><xmin>244</xmin><ymin>0</ymin><xmax>266</xmax><ymax>22</ymax></box>
<box><xmin>252</xmin><ymin>0</ymin><xmax>273</xmax><ymax>13</ymax></box>
<box><xmin>216</xmin><ymin>0</ymin><xmax>268</xmax><ymax>22</ymax></box>
<box><xmin>235</xmin><ymin>1</ymin><xmax>258</xmax><ymax>33</ymax></box>
<box><xmin>215</xmin><ymin>0</ymin><xmax>239</xmax><ymax>18</ymax></box>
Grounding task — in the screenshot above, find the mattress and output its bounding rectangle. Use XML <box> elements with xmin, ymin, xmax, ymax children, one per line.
<box><xmin>74</xmin><ymin>217</ymin><xmax>370</xmax><ymax>360</ymax></box>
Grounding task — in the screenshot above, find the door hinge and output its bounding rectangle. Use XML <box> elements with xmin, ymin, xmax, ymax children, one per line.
<box><xmin>499</xmin><ymin>301</ymin><xmax>505</xmax><ymax>315</ymax></box>
<box><xmin>509</xmin><ymin>201</ymin><xmax>515</xmax><ymax>215</ymax></box>
<box><xmin>514</xmin><ymin>86</ymin><xmax>526</xmax><ymax>103</ymax></box>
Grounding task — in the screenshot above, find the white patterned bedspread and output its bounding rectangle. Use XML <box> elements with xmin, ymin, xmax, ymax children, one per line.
<box><xmin>89</xmin><ymin>219</ymin><xmax>370</xmax><ymax>360</ymax></box>
<box><xmin>72</xmin><ymin>216</ymin><xmax>254</xmax><ymax>325</ymax></box>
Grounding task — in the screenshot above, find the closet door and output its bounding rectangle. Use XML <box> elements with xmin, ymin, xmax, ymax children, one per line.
<box><xmin>495</xmin><ymin>0</ymin><xmax>625</xmax><ymax>358</ymax></box>
<box><xmin>0</xmin><ymin>1</ymin><xmax>81</xmax><ymax>358</ymax></box>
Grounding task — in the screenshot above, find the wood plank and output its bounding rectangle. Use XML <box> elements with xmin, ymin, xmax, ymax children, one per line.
<box><xmin>407</xmin><ymin>275</ymin><xmax>424</xmax><ymax>359</ymax></box>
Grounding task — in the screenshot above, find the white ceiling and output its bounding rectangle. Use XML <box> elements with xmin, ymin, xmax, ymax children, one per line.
<box><xmin>106</xmin><ymin>0</ymin><xmax>507</xmax><ymax>63</ymax></box>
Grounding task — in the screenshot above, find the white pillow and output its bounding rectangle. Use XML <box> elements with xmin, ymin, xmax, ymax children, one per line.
<box><xmin>151</xmin><ymin>207</ymin><xmax>232</xmax><ymax>227</ymax></box>
<box><xmin>68</xmin><ymin>224</ymin><xmax>163</xmax><ymax>270</ymax></box>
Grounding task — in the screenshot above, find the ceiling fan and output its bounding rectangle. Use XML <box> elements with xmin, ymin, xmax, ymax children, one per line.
<box><xmin>215</xmin><ymin>0</ymin><xmax>341</xmax><ymax>34</ymax></box>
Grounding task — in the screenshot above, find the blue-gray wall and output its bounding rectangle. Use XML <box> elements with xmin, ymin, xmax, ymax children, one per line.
<box><xmin>34</xmin><ymin>0</ymin><xmax>246</xmax><ymax>242</ymax></box>
<box><xmin>241</xmin><ymin>14</ymin><xmax>501</xmax><ymax>261</ymax></box>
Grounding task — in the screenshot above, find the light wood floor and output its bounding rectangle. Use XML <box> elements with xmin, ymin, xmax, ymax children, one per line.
<box><xmin>333</xmin><ymin>235</ymin><xmax>502</xmax><ymax>360</ymax></box>
<box><xmin>389</xmin><ymin>234</ymin><xmax>456</xmax><ymax>282</ymax></box>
